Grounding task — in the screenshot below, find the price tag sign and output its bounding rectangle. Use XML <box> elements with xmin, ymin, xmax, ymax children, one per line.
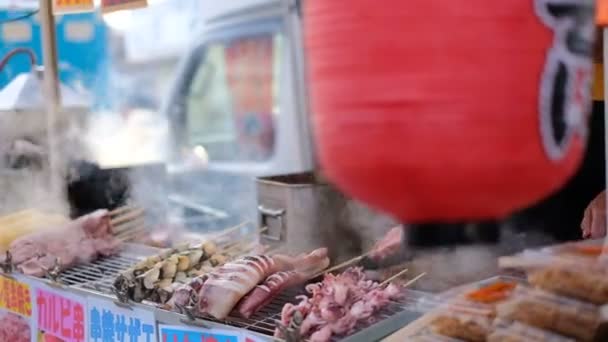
<box><xmin>0</xmin><ymin>275</ymin><xmax>36</xmax><ymax>341</ymax></box>
<box><xmin>87</xmin><ymin>297</ymin><xmax>156</xmax><ymax>342</ymax></box>
<box><xmin>159</xmin><ymin>324</ymin><xmax>241</xmax><ymax>342</ymax></box>
<box><xmin>52</xmin><ymin>0</ymin><xmax>94</xmax><ymax>14</ymax></box>
<box><xmin>35</xmin><ymin>286</ymin><xmax>87</xmax><ymax>342</ymax></box>
<box><xmin>101</xmin><ymin>0</ymin><xmax>147</xmax><ymax>13</ymax></box>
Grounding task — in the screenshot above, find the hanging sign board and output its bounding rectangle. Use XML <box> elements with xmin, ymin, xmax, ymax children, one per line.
<box><xmin>0</xmin><ymin>274</ymin><xmax>36</xmax><ymax>342</ymax></box>
<box><xmin>52</xmin><ymin>0</ymin><xmax>94</xmax><ymax>14</ymax></box>
<box><xmin>101</xmin><ymin>0</ymin><xmax>147</xmax><ymax>13</ymax></box>
<box><xmin>224</xmin><ymin>35</ymin><xmax>276</xmax><ymax>159</ymax></box>
<box><xmin>0</xmin><ymin>0</ymin><xmax>38</xmax><ymax>10</ymax></box>
<box><xmin>87</xmin><ymin>296</ymin><xmax>157</xmax><ymax>342</ymax></box>
<box><xmin>35</xmin><ymin>285</ymin><xmax>87</xmax><ymax>342</ymax></box>
<box><xmin>159</xmin><ymin>324</ymin><xmax>242</xmax><ymax>342</ymax></box>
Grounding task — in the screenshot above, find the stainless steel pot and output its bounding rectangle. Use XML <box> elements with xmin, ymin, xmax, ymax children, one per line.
<box><xmin>256</xmin><ymin>172</ymin><xmax>396</xmax><ymax>263</ymax></box>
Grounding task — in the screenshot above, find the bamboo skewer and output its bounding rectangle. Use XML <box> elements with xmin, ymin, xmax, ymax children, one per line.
<box><xmin>380</xmin><ymin>268</ymin><xmax>409</xmax><ymax>287</ymax></box>
<box><xmin>209</xmin><ymin>221</ymin><xmax>251</xmax><ymax>241</ymax></box>
<box><xmin>224</xmin><ymin>244</ymin><xmax>257</xmax><ymax>257</ymax></box>
<box><xmin>113</xmin><ymin>217</ymin><xmax>146</xmax><ymax>234</ymax></box>
<box><xmin>109</xmin><ymin>205</ymin><xmax>138</xmax><ymax>217</ymax></box>
<box><xmin>109</xmin><ymin>206</ymin><xmax>147</xmax><ymax>243</ymax></box>
<box><xmin>402</xmin><ymin>272</ymin><xmax>426</xmax><ymax>288</ymax></box>
<box><xmin>313</xmin><ymin>252</ymin><xmax>372</xmax><ymax>278</ymax></box>
<box><xmin>223</xmin><ymin>242</ymin><xmax>247</xmax><ymax>255</ymax></box>
<box><xmin>111</xmin><ymin>207</ymin><xmax>145</xmax><ymax>226</ymax></box>
<box><xmin>116</xmin><ymin>230</ymin><xmax>146</xmax><ymax>243</ymax></box>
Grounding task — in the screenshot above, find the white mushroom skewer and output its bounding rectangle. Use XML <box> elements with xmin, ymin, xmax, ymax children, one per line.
<box><xmin>139</xmin><ymin>262</ymin><xmax>162</xmax><ymax>289</ymax></box>
<box><xmin>174</xmin><ymin>272</ymin><xmax>188</xmax><ymax>283</ymax></box>
<box><xmin>176</xmin><ymin>255</ymin><xmax>190</xmax><ymax>272</ymax></box>
<box><xmin>187</xmin><ymin>250</ymin><xmax>204</xmax><ymax>266</ymax></box>
<box><xmin>161</xmin><ymin>255</ymin><xmax>178</xmax><ymax>279</ymax></box>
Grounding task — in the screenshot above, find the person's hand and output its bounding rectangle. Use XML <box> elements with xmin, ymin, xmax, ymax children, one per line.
<box><xmin>368</xmin><ymin>226</ymin><xmax>404</xmax><ymax>260</ymax></box>
<box><xmin>361</xmin><ymin>225</ymin><xmax>409</xmax><ymax>270</ymax></box>
<box><xmin>581</xmin><ymin>190</ymin><xmax>607</xmax><ymax>239</ymax></box>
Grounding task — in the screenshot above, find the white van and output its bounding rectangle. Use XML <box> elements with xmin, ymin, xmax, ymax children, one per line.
<box><xmin>163</xmin><ymin>0</ymin><xmax>315</xmax><ymax>230</ymax></box>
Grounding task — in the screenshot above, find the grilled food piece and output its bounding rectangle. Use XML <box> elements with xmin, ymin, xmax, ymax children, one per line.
<box><xmin>430</xmin><ymin>315</ymin><xmax>489</xmax><ymax>342</ymax></box>
<box><xmin>169</xmin><ymin>276</ymin><xmax>208</xmax><ymax>309</ymax></box>
<box><xmin>139</xmin><ymin>262</ymin><xmax>162</xmax><ymax>290</ymax></box>
<box><xmin>198</xmin><ymin>248</ymin><xmax>328</xmax><ymax>319</ymax></box>
<box><xmin>276</xmin><ymin>267</ymin><xmax>402</xmax><ymax>342</ymax></box>
<box><xmin>5</xmin><ymin>210</ymin><xmax>120</xmax><ymax>277</ymax></box>
<box><xmin>161</xmin><ymin>256</ymin><xmax>178</xmax><ymax>279</ymax></box>
<box><xmin>235</xmin><ymin>253</ymin><xmax>330</xmax><ymax>318</ymax></box>
<box><xmin>235</xmin><ymin>271</ymin><xmax>307</xmax><ymax>318</ymax></box>
<box><xmin>202</xmin><ymin>242</ymin><xmax>217</xmax><ymax>258</ymax></box>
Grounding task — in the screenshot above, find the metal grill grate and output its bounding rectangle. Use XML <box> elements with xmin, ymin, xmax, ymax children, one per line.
<box><xmin>58</xmin><ymin>243</ymin><xmax>160</xmax><ymax>293</ymax></box>
<box><xmin>191</xmin><ymin>288</ymin><xmax>426</xmax><ymax>340</ymax></box>
<box><xmin>189</xmin><ymin>289</ymin><xmax>299</xmax><ymax>336</ymax></box>
<box><xmin>53</xmin><ymin>240</ymin><xmax>424</xmax><ymax>341</ymax></box>
<box><xmin>59</xmin><ymin>254</ymin><xmax>141</xmax><ymax>292</ymax></box>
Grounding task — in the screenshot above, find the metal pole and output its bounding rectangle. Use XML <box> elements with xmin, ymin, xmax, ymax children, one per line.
<box><xmin>38</xmin><ymin>0</ymin><xmax>61</xmax><ymax>197</ymax></box>
<box><xmin>603</xmin><ymin>28</ymin><xmax>608</xmax><ymax>248</ymax></box>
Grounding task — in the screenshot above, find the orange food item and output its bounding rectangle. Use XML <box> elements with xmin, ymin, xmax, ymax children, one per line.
<box><xmin>466</xmin><ymin>282</ymin><xmax>517</xmax><ymax>304</ymax></box>
<box><xmin>570</xmin><ymin>245</ymin><xmax>606</xmax><ymax>257</ymax></box>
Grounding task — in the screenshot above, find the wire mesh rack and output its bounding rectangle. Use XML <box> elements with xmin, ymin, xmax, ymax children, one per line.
<box><xmin>54</xmin><ymin>252</ymin><xmax>424</xmax><ymax>342</ymax></box>
<box><xmin>59</xmin><ymin>243</ymin><xmax>160</xmax><ymax>293</ymax></box>
<box><xmin>37</xmin><ymin>221</ymin><xmax>426</xmax><ymax>342</ymax></box>
<box><xmin>160</xmin><ymin>286</ymin><xmax>426</xmax><ymax>342</ymax></box>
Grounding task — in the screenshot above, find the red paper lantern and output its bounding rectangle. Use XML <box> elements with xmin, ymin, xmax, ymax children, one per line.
<box><xmin>306</xmin><ymin>0</ymin><xmax>595</xmax><ymax>222</ymax></box>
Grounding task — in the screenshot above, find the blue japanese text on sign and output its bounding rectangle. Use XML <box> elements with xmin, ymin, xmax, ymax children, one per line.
<box><xmin>87</xmin><ymin>297</ymin><xmax>156</xmax><ymax>342</ymax></box>
<box><xmin>159</xmin><ymin>324</ymin><xmax>241</xmax><ymax>342</ymax></box>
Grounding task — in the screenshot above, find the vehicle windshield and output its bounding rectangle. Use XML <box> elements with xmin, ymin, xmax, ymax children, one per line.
<box><xmin>180</xmin><ymin>25</ymin><xmax>283</xmax><ymax>163</ymax></box>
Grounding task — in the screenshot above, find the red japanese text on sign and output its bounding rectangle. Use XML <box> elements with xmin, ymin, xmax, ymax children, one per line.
<box><xmin>224</xmin><ymin>35</ymin><xmax>276</xmax><ymax>158</ymax></box>
<box><xmin>36</xmin><ymin>288</ymin><xmax>85</xmax><ymax>342</ymax></box>
<box><xmin>225</xmin><ymin>36</ymin><xmax>273</xmax><ymax>114</ymax></box>
<box><xmin>54</xmin><ymin>0</ymin><xmax>92</xmax><ymax>5</ymax></box>
<box><xmin>52</xmin><ymin>0</ymin><xmax>94</xmax><ymax>14</ymax></box>
<box><xmin>0</xmin><ymin>275</ymin><xmax>32</xmax><ymax>317</ymax></box>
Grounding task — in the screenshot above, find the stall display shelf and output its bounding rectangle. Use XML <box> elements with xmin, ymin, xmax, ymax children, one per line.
<box><xmin>0</xmin><ymin>241</ymin><xmax>425</xmax><ymax>342</ymax></box>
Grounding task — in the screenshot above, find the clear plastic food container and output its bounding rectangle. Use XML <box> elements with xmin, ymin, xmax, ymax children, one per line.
<box><xmin>499</xmin><ymin>245</ymin><xmax>608</xmax><ymax>305</ymax></box>
<box><xmin>487</xmin><ymin>319</ymin><xmax>575</xmax><ymax>342</ymax></box>
<box><xmin>429</xmin><ymin>310</ymin><xmax>493</xmax><ymax>342</ymax></box>
<box><xmin>496</xmin><ymin>285</ymin><xmax>600</xmax><ymax>341</ymax></box>
<box><xmin>425</xmin><ymin>276</ymin><xmax>521</xmax><ymax>318</ymax></box>
<box><xmin>407</xmin><ymin>331</ymin><xmax>465</xmax><ymax>342</ymax></box>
